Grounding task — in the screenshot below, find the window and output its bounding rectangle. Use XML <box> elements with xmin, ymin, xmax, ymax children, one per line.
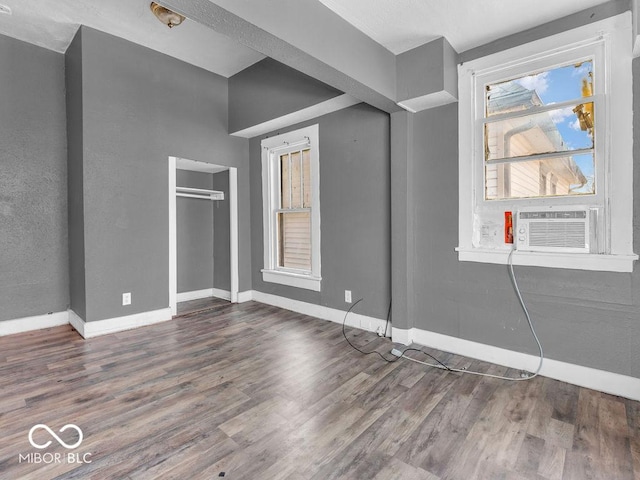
<box><xmin>457</xmin><ymin>13</ymin><xmax>637</xmax><ymax>272</ymax></box>
<box><xmin>261</xmin><ymin>125</ymin><xmax>321</xmax><ymax>290</ymax></box>
<box><xmin>483</xmin><ymin>60</ymin><xmax>595</xmax><ymax>202</ymax></box>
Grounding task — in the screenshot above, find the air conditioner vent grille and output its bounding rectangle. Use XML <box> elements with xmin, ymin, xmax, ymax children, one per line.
<box><xmin>516</xmin><ymin>206</ymin><xmax>591</xmax><ymax>253</ymax></box>
<box><xmin>529</xmin><ymin>222</ymin><xmax>586</xmax><ymax>249</ymax></box>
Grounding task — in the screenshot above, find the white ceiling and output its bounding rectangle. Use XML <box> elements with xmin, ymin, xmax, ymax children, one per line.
<box><xmin>0</xmin><ymin>0</ymin><xmax>264</xmax><ymax>77</ymax></box>
<box><xmin>0</xmin><ymin>0</ymin><xmax>617</xmax><ymax>78</ymax></box>
<box><xmin>317</xmin><ymin>0</ymin><xmax>614</xmax><ymax>54</ymax></box>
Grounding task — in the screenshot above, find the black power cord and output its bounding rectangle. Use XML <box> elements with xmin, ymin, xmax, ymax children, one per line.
<box><xmin>342</xmin><ymin>299</ymin><xmax>397</xmax><ymax>362</ymax></box>
<box><xmin>342</xmin><ymin>298</ymin><xmax>451</xmax><ymax>370</ymax></box>
<box><xmin>401</xmin><ymin>348</ymin><xmax>451</xmax><ymax>371</ymax></box>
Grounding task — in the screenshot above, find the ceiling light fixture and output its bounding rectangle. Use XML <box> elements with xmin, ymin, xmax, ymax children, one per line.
<box><xmin>150</xmin><ymin>2</ymin><xmax>185</xmax><ymax>28</ymax></box>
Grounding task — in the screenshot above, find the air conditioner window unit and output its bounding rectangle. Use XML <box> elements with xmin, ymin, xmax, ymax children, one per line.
<box><xmin>516</xmin><ymin>206</ymin><xmax>592</xmax><ymax>253</ymax></box>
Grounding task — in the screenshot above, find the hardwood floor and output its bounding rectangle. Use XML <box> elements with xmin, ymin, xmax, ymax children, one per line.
<box><xmin>176</xmin><ymin>297</ymin><xmax>229</xmax><ymax>316</ymax></box>
<box><xmin>0</xmin><ymin>301</ymin><xmax>638</xmax><ymax>479</ymax></box>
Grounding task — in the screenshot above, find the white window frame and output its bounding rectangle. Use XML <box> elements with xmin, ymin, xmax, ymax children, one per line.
<box><xmin>457</xmin><ymin>13</ymin><xmax>637</xmax><ymax>272</ymax></box>
<box><xmin>261</xmin><ymin>124</ymin><xmax>321</xmax><ymax>291</ymax></box>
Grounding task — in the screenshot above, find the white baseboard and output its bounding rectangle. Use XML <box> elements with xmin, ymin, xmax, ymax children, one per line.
<box><xmin>177</xmin><ymin>288</ymin><xmax>250</xmax><ymax>303</ymax></box>
<box><xmin>251</xmin><ymin>290</ymin><xmax>388</xmax><ymax>334</ymax></box>
<box><xmin>237</xmin><ymin>290</ymin><xmax>253</xmax><ymax>303</ymax></box>
<box><xmin>211</xmin><ymin>288</ymin><xmax>231</xmax><ymax>301</ymax></box>
<box><xmin>392</xmin><ymin>326</ymin><xmax>640</xmax><ymax>402</ymax></box>
<box><xmin>69</xmin><ymin>308</ymin><xmax>173</xmax><ymax>339</ymax></box>
<box><xmin>176</xmin><ymin>288</ymin><xmax>231</xmax><ymax>302</ymax></box>
<box><xmin>177</xmin><ymin>288</ymin><xmax>214</xmax><ymax>302</ymax></box>
<box><xmin>68</xmin><ymin>310</ymin><xmax>84</xmax><ymax>337</ymax></box>
<box><xmin>0</xmin><ymin>311</ymin><xmax>69</xmax><ymax>336</ymax></box>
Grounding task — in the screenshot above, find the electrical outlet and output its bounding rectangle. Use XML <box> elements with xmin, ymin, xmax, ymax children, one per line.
<box><xmin>345</xmin><ymin>290</ymin><xmax>352</xmax><ymax>303</ymax></box>
<box><xmin>122</xmin><ymin>292</ymin><xmax>131</xmax><ymax>306</ymax></box>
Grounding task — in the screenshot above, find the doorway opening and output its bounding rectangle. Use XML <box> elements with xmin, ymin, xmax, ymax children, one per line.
<box><xmin>168</xmin><ymin>157</ymin><xmax>239</xmax><ymax>316</ymax></box>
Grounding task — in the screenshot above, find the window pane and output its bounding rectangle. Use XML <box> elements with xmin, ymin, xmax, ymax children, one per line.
<box><xmin>280</xmin><ymin>153</ymin><xmax>290</xmax><ymax>208</ymax></box>
<box><xmin>278</xmin><ymin>211</ymin><xmax>311</xmax><ymax>271</ymax></box>
<box><xmin>302</xmin><ymin>149</ymin><xmax>311</xmax><ymax>208</ymax></box>
<box><xmin>290</xmin><ymin>151</ymin><xmax>302</xmax><ymax>208</ymax></box>
<box><xmin>485</xmin><ymin>153</ymin><xmax>594</xmax><ymax>200</ymax></box>
<box><xmin>486</xmin><ymin>61</ymin><xmax>593</xmax><ymax>117</ymax></box>
<box><xmin>485</xmin><ymin>104</ymin><xmax>594</xmax><ymax>161</ymax></box>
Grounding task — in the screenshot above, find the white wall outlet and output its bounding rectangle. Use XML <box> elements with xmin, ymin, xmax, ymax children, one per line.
<box><xmin>122</xmin><ymin>292</ymin><xmax>131</xmax><ymax>306</ymax></box>
<box><xmin>345</xmin><ymin>290</ymin><xmax>352</xmax><ymax>303</ymax></box>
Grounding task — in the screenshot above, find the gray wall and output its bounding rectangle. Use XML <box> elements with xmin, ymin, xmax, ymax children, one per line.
<box><xmin>72</xmin><ymin>27</ymin><xmax>251</xmax><ymax>322</ymax></box>
<box><xmin>398</xmin><ymin>5</ymin><xmax>640</xmax><ymax>378</ymax></box>
<box><xmin>250</xmin><ymin>103</ymin><xmax>391</xmax><ymax>320</ymax></box>
<box><xmin>212</xmin><ymin>171</ymin><xmax>231</xmax><ymax>291</ymax></box>
<box><xmin>228</xmin><ymin>58</ymin><xmax>342</xmax><ymax>134</ymax></box>
<box><xmin>66</xmin><ymin>29</ymin><xmax>86</xmax><ymax>320</ymax></box>
<box><xmin>176</xmin><ymin>170</ymin><xmax>214</xmax><ymax>294</ymax></box>
<box><xmin>0</xmin><ymin>34</ymin><xmax>69</xmax><ymax>322</ymax></box>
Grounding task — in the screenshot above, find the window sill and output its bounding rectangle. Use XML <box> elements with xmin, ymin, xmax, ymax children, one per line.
<box><xmin>455</xmin><ymin>247</ymin><xmax>637</xmax><ymax>273</ymax></box>
<box><xmin>261</xmin><ymin>269</ymin><xmax>322</xmax><ymax>291</ymax></box>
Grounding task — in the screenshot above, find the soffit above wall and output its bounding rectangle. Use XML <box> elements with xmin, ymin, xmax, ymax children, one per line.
<box><xmin>164</xmin><ymin>0</ymin><xmax>623</xmax><ymax>114</ymax></box>
<box><xmin>162</xmin><ymin>0</ymin><xmax>400</xmax><ymax>113</ymax></box>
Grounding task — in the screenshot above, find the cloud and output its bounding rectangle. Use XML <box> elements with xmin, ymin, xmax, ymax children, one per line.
<box><xmin>548</xmin><ymin>106</ymin><xmax>575</xmax><ymax>124</ymax></box>
<box><xmin>515</xmin><ymin>72</ymin><xmax>549</xmax><ymax>95</ymax></box>
<box><xmin>569</xmin><ymin>118</ymin><xmax>581</xmax><ymax>131</ymax></box>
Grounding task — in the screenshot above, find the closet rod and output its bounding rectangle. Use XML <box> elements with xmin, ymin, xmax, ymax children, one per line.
<box><xmin>176</xmin><ymin>186</ymin><xmax>224</xmax><ymax>200</ymax></box>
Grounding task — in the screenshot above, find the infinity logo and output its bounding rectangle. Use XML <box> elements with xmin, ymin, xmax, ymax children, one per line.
<box><xmin>28</xmin><ymin>424</ymin><xmax>83</xmax><ymax>450</ymax></box>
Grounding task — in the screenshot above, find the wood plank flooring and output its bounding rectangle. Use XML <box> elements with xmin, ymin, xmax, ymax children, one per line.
<box><xmin>0</xmin><ymin>300</ymin><xmax>638</xmax><ymax>479</ymax></box>
<box><xmin>176</xmin><ymin>296</ymin><xmax>229</xmax><ymax>316</ymax></box>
